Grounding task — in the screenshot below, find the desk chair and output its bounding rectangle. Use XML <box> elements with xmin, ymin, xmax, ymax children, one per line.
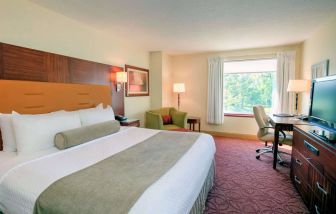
<box><xmin>253</xmin><ymin>106</ymin><xmax>292</xmax><ymax>165</ymax></box>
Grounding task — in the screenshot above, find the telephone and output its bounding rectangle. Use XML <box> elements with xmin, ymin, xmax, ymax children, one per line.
<box><xmin>115</xmin><ymin>115</ymin><xmax>127</xmax><ymax>122</ymax></box>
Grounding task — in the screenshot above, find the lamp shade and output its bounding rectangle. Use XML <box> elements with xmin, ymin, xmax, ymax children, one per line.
<box><xmin>287</xmin><ymin>80</ymin><xmax>311</xmax><ymax>92</ymax></box>
<box><xmin>116</xmin><ymin>72</ymin><xmax>127</xmax><ymax>83</ymax></box>
<box><xmin>173</xmin><ymin>83</ymin><xmax>185</xmax><ymax>93</ymax></box>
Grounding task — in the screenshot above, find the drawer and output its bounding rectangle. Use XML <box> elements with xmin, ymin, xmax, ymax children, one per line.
<box><xmin>291</xmin><ymin>148</ymin><xmax>309</xmax><ymax>183</ymax></box>
<box><xmin>291</xmin><ymin>170</ymin><xmax>311</xmax><ymax>207</ymax></box>
<box><xmin>310</xmin><ymin>169</ymin><xmax>336</xmax><ymax>213</ymax></box>
<box><xmin>293</xmin><ymin>129</ymin><xmax>336</xmax><ymax>180</ymax></box>
<box><xmin>311</xmin><ymin>191</ymin><xmax>336</xmax><ymax>214</ymax></box>
<box><xmin>311</xmin><ymin>192</ymin><xmax>325</xmax><ymax>214</ymax></box>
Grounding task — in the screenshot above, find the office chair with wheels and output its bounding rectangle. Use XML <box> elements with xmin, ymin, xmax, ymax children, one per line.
<box><xmin>253</xmin><ymin>106</ymin><xmax>292</xmax><ymax>165</ymax></box>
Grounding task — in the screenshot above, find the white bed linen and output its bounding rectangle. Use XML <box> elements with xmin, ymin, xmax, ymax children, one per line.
<box><xmin>0</xmin><ymin>127</ymin><xmax>215</xmax><ymax>214</ymax></box>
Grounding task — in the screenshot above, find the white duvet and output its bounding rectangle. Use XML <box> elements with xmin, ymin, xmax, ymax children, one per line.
<box><xmin>0</xmin><ymin>127</ymin><xmax>215</xmax><ymax>214</ymax></box>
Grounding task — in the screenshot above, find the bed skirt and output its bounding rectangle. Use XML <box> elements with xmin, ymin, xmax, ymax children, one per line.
<box><xmin>0</xmin><ymin>161</ymin><xmax>215</xmax><ymax>214</ymax></box>
<box><xmin>190</xmin><ymin>160</ymin><xmax>215</xmax><ymax>214</ymax></box>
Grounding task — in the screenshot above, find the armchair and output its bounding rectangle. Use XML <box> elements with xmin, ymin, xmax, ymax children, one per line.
<box><xmin>145</xmin><ymin>107</ymin><xmax>188</xmax><ymax>130</ymax></box>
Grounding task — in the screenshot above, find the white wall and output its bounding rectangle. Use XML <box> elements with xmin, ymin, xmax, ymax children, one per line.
<box><xmin>300</xmin><ymin>14</ymin><xmax>336</xmax><ymax>114</ymax></box>
<box><xmin>149</xmin><ymin>51</ymin><xmax>173</xmax><ymax>109</ymax></box>
<box><xmin>162</xmin><ymin>53</ymin><xmax>173</xmax><ymax>107</ymax></box>
<box><xmin>0</xmin><ymin>0</ymin><xmax>150</xmax><ymax>125</ymax></box>
<box><xmin>149</xmin><ymin>52</ymin><xmax>163</xmax><ymax>109</ymax></box>
<box><xmin>171</xmin><ymin>44</ymin><xmax>302</xmax><ymax>135</ymax></box>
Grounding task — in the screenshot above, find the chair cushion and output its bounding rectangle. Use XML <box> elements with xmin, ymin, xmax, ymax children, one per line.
<box><xmin>163</xmin><ymin>124</ymin><xmax>181</xmax><ymax>130</ymax></box>
<box><xmin>162</xmin><ymin>115</ymin><xmax>172</xmax><ymax>125</ymax></box>
<box><xmin>259</xmin><ymin>131</ymin><xmax>293</xmax><ymax>145</ymax></box>
<box><xmin>259</xmin><ymin>132</ymin><xmax>275</xmax><ymax>142</ymax></box>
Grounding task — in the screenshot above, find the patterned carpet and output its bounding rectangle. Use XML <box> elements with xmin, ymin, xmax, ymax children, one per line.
<box><xmin>204</xmin><ymin>137</ymin><xmax>309</xmax><ymax>214</ymax></box>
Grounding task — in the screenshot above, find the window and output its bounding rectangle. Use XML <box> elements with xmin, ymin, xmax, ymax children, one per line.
<box><xmin>223</xmin><ymin>59</ymin><xmax>277</xmax><ymax>115</ymax></box>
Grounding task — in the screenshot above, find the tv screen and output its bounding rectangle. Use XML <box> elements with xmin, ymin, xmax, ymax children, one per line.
<box><xmin>309</xmin><ymin>75</ymin><xmax>336</xmax><ymax>131</ymax></box>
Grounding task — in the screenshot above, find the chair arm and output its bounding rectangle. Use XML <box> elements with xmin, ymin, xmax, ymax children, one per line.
<box><xmin>145</xmin><ymin>112</ymin><xmax>164</xmax><ymax>130</ymax></box>
<box><xmin>171</xmin><ymin>110</ymin><xmax>188</xmax><ymax>128</ymax></box>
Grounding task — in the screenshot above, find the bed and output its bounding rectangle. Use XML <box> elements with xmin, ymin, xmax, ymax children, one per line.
<box><xmin>0</xmin><ymin>80</ymin><xmax>216</xmax><ymax>214</ymax></box>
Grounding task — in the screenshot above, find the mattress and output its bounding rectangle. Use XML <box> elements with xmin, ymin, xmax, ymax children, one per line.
<box><xmin>0</xmin><ymin>127</ymin><xmax>216</xmax><ymax>214</ymax></box>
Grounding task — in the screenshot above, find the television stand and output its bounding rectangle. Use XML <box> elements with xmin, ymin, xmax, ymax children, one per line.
<box><xmin>292</xmin><ymin>125</ymin><xmax>336</xmax><ymax>213</ymax></box>
<box><xmin>309</xmin><ymin>128</ymin><xmax>336</xmax><ymax>144</ymax></box>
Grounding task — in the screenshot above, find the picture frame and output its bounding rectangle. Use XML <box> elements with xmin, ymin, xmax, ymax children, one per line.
<box><xmin>311</xmin><ymin>59</ymin><xmax>329</xmax><ymax>79</ymax></box>
<box><xmin>125</xmin><ymin>64</ymin><xmax>149</xmax><ymax>97</ymax></box>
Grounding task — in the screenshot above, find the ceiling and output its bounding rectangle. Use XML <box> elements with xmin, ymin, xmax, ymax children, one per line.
<box><xmin>30</xmin><ymin>0</ymin><xmax>336</xmax><ymax>54</ymax></box>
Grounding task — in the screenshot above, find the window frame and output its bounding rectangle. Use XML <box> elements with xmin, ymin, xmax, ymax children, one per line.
<box><xmin>223</xmin><ymin>58</ymin><xmax>277</xmax><ymax>117</ymax></box>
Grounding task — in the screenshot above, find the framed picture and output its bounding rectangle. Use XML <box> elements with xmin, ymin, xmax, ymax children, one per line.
<box><xmin>125</xmin><ymin>65</ymin><xmax>149</xmax><ymax>97</ymax></box>
<box><xmin>311</xmin><ymin>60</ymin><xmax>329</xmax><ymax>79</ymax></box>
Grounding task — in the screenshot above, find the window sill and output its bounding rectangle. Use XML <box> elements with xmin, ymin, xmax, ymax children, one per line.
<box><xmin>224</xmin><ymin>113</ymin><xmax>254</xmax><ymax>118</ymax></box>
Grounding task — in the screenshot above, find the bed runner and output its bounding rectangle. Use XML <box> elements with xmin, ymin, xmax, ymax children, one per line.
<box><xmin>34</xmin><ymin>131</ymin><xmax>200</xmax><ymax>214</ymax></box>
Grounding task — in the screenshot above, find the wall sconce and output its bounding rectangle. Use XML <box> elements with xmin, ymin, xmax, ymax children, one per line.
<box><xmin>116</xmin><ymin>71</ymin><xmax>127</xmax><ymax>92</ymax></box>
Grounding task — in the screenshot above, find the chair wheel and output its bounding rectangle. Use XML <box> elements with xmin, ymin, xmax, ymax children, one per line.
<box><xmin>256</xmin><ymin>155</ymin><xmax>260</xmax><ymax>159</ymax></box>
<box><xmin>256</xmin><ymin>149</ymin><xmax>260</xmax><ymax>152</ymax></box>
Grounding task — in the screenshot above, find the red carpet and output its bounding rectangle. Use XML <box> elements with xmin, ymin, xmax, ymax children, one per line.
<box><xmin>204</xmin><ymin>137</ymin><xmax>309</xmax><ymax>213</ymax></box>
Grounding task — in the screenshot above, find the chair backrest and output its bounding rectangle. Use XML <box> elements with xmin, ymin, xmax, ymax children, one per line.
<box><xmin>253</xmin><ymin>106</ymin><xmax>269</xmax><ymax>129</ymax></box>
<box><xmin>253</xmin><ymin>105</ymin><xmax>270</xmax><ymax>138</ymax></box>
<box><xmin>148</xmin><ymin>107</ymin><xmax>174</xmax><ymax>116</ymax></box>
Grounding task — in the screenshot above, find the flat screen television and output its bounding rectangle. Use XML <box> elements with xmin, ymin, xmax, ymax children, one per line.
<box><xmin>309</xmin><ymin>75</ymin><xmax>336</xmax><ymax>132</ymax></box>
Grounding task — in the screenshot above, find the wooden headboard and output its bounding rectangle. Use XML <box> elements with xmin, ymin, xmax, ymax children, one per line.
<box><xmin>0</xmin><ymin>80</ymin><xmax>111</xmax><ymax>114</ymax></box>
<box><xmin>0</xmin><ymin>42</ymin><xmax>125</xmax><ymax>150</ymax></box>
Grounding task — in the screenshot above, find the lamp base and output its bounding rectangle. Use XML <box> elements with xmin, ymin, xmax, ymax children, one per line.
<box><xmin>295</xmin><ymin>93</ymin><xmax>298</xmax><ymax>116</ymax></box>
<box><xmin>177</xmin><ymin>93</ymin><xmax>180</xmax><ymax>110</ymax></box>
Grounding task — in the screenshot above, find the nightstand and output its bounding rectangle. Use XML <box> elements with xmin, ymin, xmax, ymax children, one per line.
<box><xmin>119</xmin><ymin>119</ymin><xmax>140</xmax><ymax>127</ymax></box>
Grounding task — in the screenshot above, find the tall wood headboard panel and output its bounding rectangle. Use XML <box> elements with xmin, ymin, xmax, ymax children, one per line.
<box><xmin>0</xmin><ymin>80</ymin><xmax>112</xmax><ymax>114</ymax></box>
<box><xmin>0</xmin><ymin>43</ymin><xmax>125</xmax><ymax>151</ymax></box>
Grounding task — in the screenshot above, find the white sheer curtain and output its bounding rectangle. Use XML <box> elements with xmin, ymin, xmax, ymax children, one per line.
<box><xmin>273</xmin><ymin>51</ymin><xmax>296</xmax><ymax>114</ymax></box>
<box><xmin>207</xmin><ymin>56</ymin><xmax>225</xmax><ymax>124</ymax></box>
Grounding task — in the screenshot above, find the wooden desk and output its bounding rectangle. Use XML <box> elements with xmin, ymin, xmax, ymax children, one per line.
<box><xmin>269</xmin><ymin>116</ymin><xmax>311</xmax><ymax>169</ymax></box>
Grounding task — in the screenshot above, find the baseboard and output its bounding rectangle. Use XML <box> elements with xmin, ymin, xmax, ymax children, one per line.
<box><xmin>202</xmin><ymin>130</ymin><xmax>258</xmax><ymax>140</ymax></box>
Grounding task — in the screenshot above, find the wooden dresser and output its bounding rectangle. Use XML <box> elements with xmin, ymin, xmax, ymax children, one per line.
<box><xmin>291</xmin><ymin>125</ymin><xmax>336</xmax><ymax>214</ymax></box>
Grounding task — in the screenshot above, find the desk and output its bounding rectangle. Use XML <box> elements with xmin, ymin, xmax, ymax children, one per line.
<box><xmin>269</xmin><ymin>116</ymin><xmax>310</xmax><ymax>169</ymax></box>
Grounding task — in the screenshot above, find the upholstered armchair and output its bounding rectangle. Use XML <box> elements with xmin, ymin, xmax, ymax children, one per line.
<box><xmin>145</xmin><ymin>107</ymin><xmax>188</xmax><ymax>130</ymax></box>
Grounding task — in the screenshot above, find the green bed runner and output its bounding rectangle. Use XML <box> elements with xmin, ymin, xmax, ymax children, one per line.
<box><xmin>34</xmin><ymin>131</ymin><xmax>200</xmax><ymax>214</ymax></box>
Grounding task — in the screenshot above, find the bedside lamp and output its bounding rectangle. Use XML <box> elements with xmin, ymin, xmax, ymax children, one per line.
<box><xmin>173</xmin><ymin>83</ymin><xmax>185</xmax><ymax>110</ymax></box>
<box><xmin>116</xmin><ymin>72</ymin><xmax>127</xmax><ymax>92</ymax></box>
<box><xmin>287</xmin><ymin>79</ymin><xmax>311</xmax><ymax>115</ymax></box>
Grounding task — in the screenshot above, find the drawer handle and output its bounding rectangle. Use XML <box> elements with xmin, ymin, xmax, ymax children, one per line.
<box><xmin>295</xmin><ymin>158</ymin><xmax>302</xmax><ymax>166</ymax></box>
<box><xmin>304</xmin><ymin>140</ymin><xmax>319</xmax><ymax>156</ymax></box>
<box><xmin>294</xmin><ymin>176</ymin><xmax>301</xmax><ymax>185</ymax></box>
<box><xmin>316</xmin><ymin>182</ymin><xmax>328</xmax><ymax>196</ymax></box>
<box><xmin>315</xmin><ymin>205</ymin><xmax>320</xmax><ymax>214</ymax></box>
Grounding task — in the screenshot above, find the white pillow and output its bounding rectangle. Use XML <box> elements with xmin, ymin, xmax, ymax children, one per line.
<box><xmin>79</xmin><ymin>105</ymin><xmax>115</xmax><ymax>126</ymax></box>
<box><xmin>0</xmin><ymin>114</ymin><xmax>17</xmax><ymax>152</ymax></box>
<box><xmin>12</xmin><ymin>111</ymin><xmax>81</xmax><ymax>154</ymax></box>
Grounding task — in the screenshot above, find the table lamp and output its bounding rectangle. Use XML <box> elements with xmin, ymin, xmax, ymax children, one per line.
<box><xmin>173</xmin><ymin>83</ymin><xmax>185</xmax><ymax>109</ymax></box>
<box><xmin>287</xmin><ymin>79</ymin><xmax>311</xmax><ymax>115</ymax></box>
